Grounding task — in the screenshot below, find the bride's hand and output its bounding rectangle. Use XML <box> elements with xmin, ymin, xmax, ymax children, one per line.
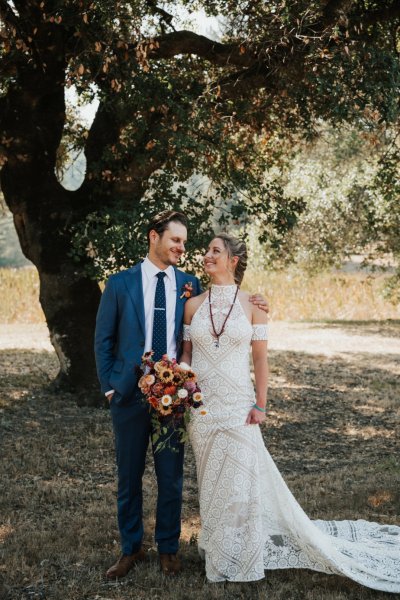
<box><xmin>245</xmin><ymin>407</ymin><xmax>266</xmax><ymax>425</ymax></box>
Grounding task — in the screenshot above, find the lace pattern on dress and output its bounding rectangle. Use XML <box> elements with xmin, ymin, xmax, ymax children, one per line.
<box><xmin>251</xmin><ymin>324</ymin><xmax>268</xmax><ymax>341</ymax></box>
<box><xmin>187</xmin><ymin>284</ymin><xmax>400</xmax><ymax>589</ymax></box>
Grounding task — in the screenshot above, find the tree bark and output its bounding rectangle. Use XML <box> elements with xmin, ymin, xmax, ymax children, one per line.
<box><xmin>0</xmin><ymin>26</ymin><xmax>105</xmax><ymax>403</ymax></box>
<box><xmin>38</xmin><ymin>269</ymin><xmax>101</xmax><ymax>404</ymax></box>
<box><xmin>10</xmin><ymin>202</ymin><xmax>103</xmax><ymax>405</ymax></box>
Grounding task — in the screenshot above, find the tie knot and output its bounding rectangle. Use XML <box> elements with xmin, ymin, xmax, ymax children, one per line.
<box><xmin>156</xmin><ymin>271</ymin><xmax>167</xmax><ymax>280</ymax></box>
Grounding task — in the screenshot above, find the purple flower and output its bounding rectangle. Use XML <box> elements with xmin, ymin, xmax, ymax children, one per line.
<box><xmin>183</xmin><ymin>380</ymin><xmax>197</xmax><ymax>393</ymax></box>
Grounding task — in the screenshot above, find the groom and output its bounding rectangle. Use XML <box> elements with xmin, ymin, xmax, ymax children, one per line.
<box><xmin>95</xmin><ymin>210</ymin><xmax>267</xmax><ymax>579</ymax></box>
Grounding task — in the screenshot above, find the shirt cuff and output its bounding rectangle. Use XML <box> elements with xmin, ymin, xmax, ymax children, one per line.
<box><xmin>105</xmin><ymin>389</ymin><xmax>115</xmax><ymax>397</ymax></box>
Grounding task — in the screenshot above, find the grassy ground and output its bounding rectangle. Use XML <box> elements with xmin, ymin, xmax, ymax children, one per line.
<box><xmin>1</xmin><ymin>341</ymin><xmax>399</xmax><ymax>599</ymax></box>
<box><xmin>0</xmin><ymin>268</ymin><xmax>399</xmax><ymax>599</ymax></box>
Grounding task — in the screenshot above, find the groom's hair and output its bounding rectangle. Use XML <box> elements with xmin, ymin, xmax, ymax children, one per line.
<box><xmin>147</xmin><ymin>210</ymin><xmax>188</xmax><ymax>245</ymax></box>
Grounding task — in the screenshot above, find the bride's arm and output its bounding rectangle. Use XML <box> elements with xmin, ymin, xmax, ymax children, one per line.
<box><xmin>180</xmin><ymin>298</ymin><xmax>195</xmax><ymax>365</ymax></box>
<box><xmin>180</xmin><ymin>340</ymin><xmax>192</xmax><ymax>366</ymax></box>
<box><xmin>180</xmin><ymin>292</ymin><xmax>207</xmax><ymax>365</ymax></box>
<box><xmin>246</xmin><ymin>306</ymin><xmax>269</xmax><ymax>425</ymax></box>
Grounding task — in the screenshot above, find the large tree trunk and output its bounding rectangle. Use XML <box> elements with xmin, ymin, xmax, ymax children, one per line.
<box><xmin>38</xmin><ymin>269</ymin><xmax>101</xmax><ymax>404</ymax></box>
<box><xmin>11</xmin><ymin>206</ymin><xmax>103</xmax><ymax>405</ymax></box>
<box><xmin>0</xmin><ymin>15</ymin><xmax>107</xmax><ymax>405</ymax></box>
<box><xmin>0</xmin><ymin>6</ymin><xmax>162</xmax><ymax>405</ymax></box>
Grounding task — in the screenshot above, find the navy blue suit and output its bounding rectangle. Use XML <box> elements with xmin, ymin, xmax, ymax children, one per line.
<box><xmin>94</xmin><ymin>262</ymin><xmax>201</xmax><ymax>554</ymax></box>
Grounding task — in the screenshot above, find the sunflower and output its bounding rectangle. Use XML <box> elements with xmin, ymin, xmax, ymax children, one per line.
<box><xmin>172</xmin><ymin>373</ymin><xmax>183</xmax><ymax>385</ymax></box>
<box><xmin>154</xmin><ymin>361</ymin><xmax>165</xmax><ymax>373</ymax></box>
<box><xmin>185</xmin><ymin>370</ymin><xmax>197</xmax><ymax>382</ymax></box>
<box><xmin>159</xmin><ymin>368</ymin><xmax>174</xmax><ymax>383</ymax></box>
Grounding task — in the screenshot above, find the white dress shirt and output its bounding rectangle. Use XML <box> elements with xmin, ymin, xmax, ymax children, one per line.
<box><xmin>141</xmin><ymin>256</ymin><xmax>177</xmax><ymax>360</ymax></box>
<box><xmin>106</xmin><ymin>257</ymin><xmax>177</xmax><ymax>397</ymax></box>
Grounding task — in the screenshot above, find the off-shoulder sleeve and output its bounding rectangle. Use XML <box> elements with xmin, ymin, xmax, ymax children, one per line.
<box><xmin>251</xmin><ymin>324</ymin><xmax>268</xmax><ymax>341</ymax></box>
<box><xmin>183</xmin><ymin>324</ymin><xmax>191</xmax><ymax>341</ymax></box>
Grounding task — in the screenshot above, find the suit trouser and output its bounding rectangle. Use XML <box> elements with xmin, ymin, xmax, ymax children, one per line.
<box><xmin>110</xmin><ymin>389</ymin><xmax>184</xmax><ymax>555</ymax></box>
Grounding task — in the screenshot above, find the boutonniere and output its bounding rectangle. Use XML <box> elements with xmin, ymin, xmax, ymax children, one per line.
<box><xmin>180</xmin><ymin>281</ymin><xmax>193</xmax><ymax>299</ymax></box>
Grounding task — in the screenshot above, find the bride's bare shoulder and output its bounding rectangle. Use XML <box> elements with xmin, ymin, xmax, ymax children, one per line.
<box><xmin>184</xmin><ymin>290</ymin><xmax>208</xmax><ymax>320</ymax></box>
<box><xmin>188</xmin><ymin>289</ymin><xmax>208</xmax><ymax>305</ymax></box>
<box><xmin>238</xmin><ymin>290</ymin><xmax>252</xmax><ymax>305</ymax></box>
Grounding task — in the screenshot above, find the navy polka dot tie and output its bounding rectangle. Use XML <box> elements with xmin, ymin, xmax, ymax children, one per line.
<box><xmin>152</xmin><ymin>272</ymin><xmax>167</xmax><ymax>361</ymax></box>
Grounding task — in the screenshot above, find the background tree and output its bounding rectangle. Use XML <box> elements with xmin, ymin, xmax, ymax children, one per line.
<box><xmin>0</xmin><ymin>0</ymin><xmax>399</xmax><ymax>403</ymax></box>
<box><xmin>254</xmin><ymin>125</ymin><xmax>400</xmax><ymax>279</ymax></box>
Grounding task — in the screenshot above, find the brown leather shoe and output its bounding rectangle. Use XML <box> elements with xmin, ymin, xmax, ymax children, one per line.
<box><xmin>106</xmin><ymin>549</ymin><xmax>146</xmax><ymax>579</ymax></box>
<box><xmin>159</xmin><ymin>553</ymin><xmax>182</xmax><ymax>576</ymax></box>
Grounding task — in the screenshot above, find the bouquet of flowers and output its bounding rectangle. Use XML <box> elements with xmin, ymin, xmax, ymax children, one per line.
<box><xmin>139</xmin><ymin>351</ymin><xmax>205</xmax><ymax>451</ymax></box>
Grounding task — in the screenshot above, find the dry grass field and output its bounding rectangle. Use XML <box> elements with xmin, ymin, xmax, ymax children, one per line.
<box><xmin>1</xmin><ymin>266</ymin><xmax>400</xmax><ymax>324</ymax></box>
<box><xmin>1</xmin><ymin>267</ymin><xmax>399</xmax><ymax>600</ymax></box>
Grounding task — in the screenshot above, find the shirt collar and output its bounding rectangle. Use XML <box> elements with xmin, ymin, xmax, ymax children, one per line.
<box><xmin>142</xmin><ymin>256</ymin><xmax>175</xmax><ymax>283</ymax></box>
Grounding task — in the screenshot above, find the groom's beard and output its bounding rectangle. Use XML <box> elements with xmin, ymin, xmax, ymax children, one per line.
<box><xmin>154</xmin><ymin>248</ymin><xmax>184</xmax><ymax>268</ymax></box>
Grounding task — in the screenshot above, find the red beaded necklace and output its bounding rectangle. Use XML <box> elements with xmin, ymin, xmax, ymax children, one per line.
<box><xmin>208</xmin><ymin>285</ymin><xmax>239</xmax><ymax>348</ymax></box>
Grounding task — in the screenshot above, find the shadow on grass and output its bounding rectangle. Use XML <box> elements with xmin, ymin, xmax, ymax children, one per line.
<box><xmin>1</xmin><ymin>347</ymin><xmax>399</xmax><ymax>600</ymax></box>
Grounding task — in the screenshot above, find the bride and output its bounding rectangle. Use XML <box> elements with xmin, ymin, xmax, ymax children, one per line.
<box><xmin>180</xmin><ymin>233</ymin><xmax>400</xmax><ymax>591</ymax></box>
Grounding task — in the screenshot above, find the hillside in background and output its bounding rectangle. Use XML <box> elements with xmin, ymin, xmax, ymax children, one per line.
<box><xmin>0</xmin><ymin>211</ymin><xmax>32</xmax><ymax>268</ymax></box>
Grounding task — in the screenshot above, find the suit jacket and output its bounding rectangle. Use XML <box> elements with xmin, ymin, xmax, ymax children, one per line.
<box><xmin>94</xmin><ymin>261</ymin><xmax>202</xmax><ymax>403</ymax></box>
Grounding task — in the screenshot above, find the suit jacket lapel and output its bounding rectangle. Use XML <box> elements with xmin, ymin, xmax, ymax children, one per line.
<box><xmin>174</xmin><ymin>268</ymin><xmax>186</xmax><ymax>341</ymax></box>
<box><xmin>123</xmin><ymin>263</ymin><xmax>145</xmax><ymax>338</ymax></box>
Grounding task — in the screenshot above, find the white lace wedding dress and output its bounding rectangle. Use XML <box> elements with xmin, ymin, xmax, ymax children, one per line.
<box><xmin>183</xmin><ymin>284</ymin><xmax>400</xmax><ymax>591</ymax></box>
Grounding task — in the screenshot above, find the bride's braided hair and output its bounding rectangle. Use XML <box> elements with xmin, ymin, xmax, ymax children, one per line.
<box><xmin>215</xmin><ymin>233</ymin><xmax>248</xmax><ymax>285</ymax></box>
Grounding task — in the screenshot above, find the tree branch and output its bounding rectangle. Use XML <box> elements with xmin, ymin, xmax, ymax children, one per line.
<box><xmin>146</xmin><ymin>0</ymin><xmax>175</xmax><ymax>31</ymax></box>
<box><xmin>0</xmin><ymin>0</ymin><xmax>22</xmax><ymax>31</ymax></box>
<box><xmin>84</xmin><ymin>102</ymin><xmax>121</xmax><ymax>177</ymax></box>
<box><xmin>322</xmin><ymin>0</ymin><xmax>355</xmax><ymax>26</ymax></box>
<box><xmin>0</xmin><ymin>0</ymin><xmax>45</xmax><ymax>72</ymax></box>
<box><xmin>358</xmin><ymin>0</ymin><xmax>400</xmax><ymax>27</ymax></box>
<box><xmin>323</xmin><ymin>0</ymin><xmax>400</xmax><ymax>28</ymax></box>
<box><xmin>144</xmin><ymin>30</ymin><xmax>258</xmax><ymax>69</ymax></box>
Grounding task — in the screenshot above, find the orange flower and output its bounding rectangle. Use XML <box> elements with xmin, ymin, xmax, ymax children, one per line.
<box><xmin>148</xmin><ymin>396</ymin><xmax>159</xmax><ymax>409</ymax></box>
<box><xmin>164</xmin><ymin>385</ymin><xmax>177</xmax><ymax>395</ymax></box>
<box><xmin>180</xmin><ymin>281</ymin><xmax>193</xmax><ymax>299</ymax></box>
<box><xmin>143</xmin><ymin>374</ymin><xmax>155</xmax><ymax>386</ymax></box>
<box><xmin>138</xmin><ymin>375</ymin><xmax>151</xmax><ymax>394</ymax></box>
